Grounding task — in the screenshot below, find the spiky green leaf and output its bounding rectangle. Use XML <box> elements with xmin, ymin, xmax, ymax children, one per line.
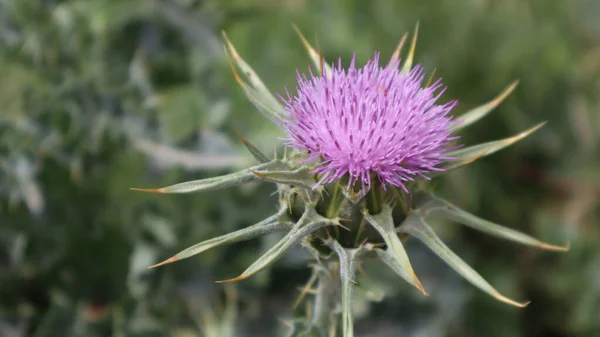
<box><xmin>218</xmin><ymin>207</ymin><xmax>337</xmax><ymax>283</ymax></box>
<box><xmin>130</xmin><ymin>160</ymin><xmax>287</xmax><ymax>194</ymax></box>
<box><xmin>293</xmin><ymin>25</ymin><xmax>332</xmax><ymax>77</ymax></box>
<box><xmin>364</xmin><ymin>205</ymin><xmax>427</xmax><ymax>295</ymax></box>
<box><xmin>400</xmin><ymin>214</ymin><xmax>530</xmax><ymax>307</ymax></box>
<box><xmin>149</xmin><ymin>211</ymin><xmax>293</xmax><ymax>268</ymax></box>
<box><xmin>444</xmin><ymin>122</ymin><xmax>546</xmax><ymax>171</ymax></box>
<box><xmin>373</xmin><ymin>247</ymin><xmax>414</xmax><ymax>286</ymax></box>
<box><xmin>418</xmin><ymin>194</ymin><xmax>569</xmax><ymax>251</ymax></box>
<box><xmin>222</xmin><ymin>32</ymin><xmax>285</xmax><ymax>117</ymax></box>
<box><xmin>233</xmin><ymin>76</ymin><xmax>286</xmax><ymax>127</ymax></box>
<box><xmin>222</xmin><ymin>45</ymin><xmax>285</xmax><ymax>127</ymax></box>
<box><xmin>251</xmin><ymin>166</ymin><xmax>315</xmax><ymax>188</ymax></box>
<box><xmin>452</xmin><ymin>81</ymin><xmax>519</xmax><ymax>131</ymax></box>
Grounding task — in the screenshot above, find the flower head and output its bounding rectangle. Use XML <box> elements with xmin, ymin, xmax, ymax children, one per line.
<box><xmin>281</xmin><ymin>53</ymin><xmax>457</xmax><ymax>191</ymax></box>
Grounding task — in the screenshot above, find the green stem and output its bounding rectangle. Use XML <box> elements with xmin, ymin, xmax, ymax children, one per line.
<box><xmin>325</xmin><ymin>183</ymin><xmax>347</xmax><ymax>240</ymax></box>
<box><xmin>325</xmin><ymin>183</ymin><xmax>341</xmax><ymax>219</ymax></box>
<box><xmin>312</xmin><ymin>264</ymin><xmax>340</xmax><ymax>336</ymax></box>
<box><xmin>365</xmin><ymin>178</ymin><xmax>383</xmax><ymax>215</ymax></box>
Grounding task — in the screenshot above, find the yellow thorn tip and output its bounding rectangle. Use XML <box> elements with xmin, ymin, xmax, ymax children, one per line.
<box><xmin>539</xmin><ymin>240</ymin><xmax>570</xmax><ymax>252</ymax></box>
<box><xmin>148</xmin><ymin>256</ymin><xmax>178</xmax><ymax>269</ymax></box>
<box><xmin>216</xmin><ymin>275</ymin><xmax>248</xmax><ymax>284</ymax></box>
<box><xmin>493</xmin><ymin>291</ymin><xmax>531</xmax><ymax>308</ymax></box>
<box><xmin>130</xmin><ymin>187</ymin><xmax>163</xmax><ymax>194</ymax></box>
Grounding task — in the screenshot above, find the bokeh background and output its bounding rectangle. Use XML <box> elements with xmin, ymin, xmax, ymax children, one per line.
<box><xmin>1</xmin><ymin>0</ymin><xmax>599</xmax><ymax>336</ymax></box>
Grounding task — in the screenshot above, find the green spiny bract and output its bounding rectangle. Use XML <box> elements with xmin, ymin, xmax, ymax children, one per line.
<box><xmin>133</xmin><ymin>25</ymin><xmax>568</xmax><ymax>337</ymax></box>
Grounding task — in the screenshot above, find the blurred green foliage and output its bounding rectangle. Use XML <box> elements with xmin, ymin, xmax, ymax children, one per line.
<box><xmin>0</xmin><ymin>0</ymin><xmax>598</xmax><ymax>336</ymax></box>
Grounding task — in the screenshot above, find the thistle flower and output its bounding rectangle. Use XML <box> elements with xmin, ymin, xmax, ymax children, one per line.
<box><xmin>132</xmin><ymin>26</ymin><xmax>569</xmax><ymax>337</ymax></box>
<box><xmin>281</xmin><ymin>53</ymin><xmax>457</xmax><ymax>192</ymax></box>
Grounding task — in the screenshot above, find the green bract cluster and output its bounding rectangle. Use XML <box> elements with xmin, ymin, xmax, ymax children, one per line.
<box><xmin>133</xmin><ymin>26</ymin><xmax>568</xmax><ymax>337</ymax></box>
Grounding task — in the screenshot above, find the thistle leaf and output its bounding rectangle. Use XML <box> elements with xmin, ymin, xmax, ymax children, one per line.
<box><xmin>400</xmin><ymin>214</ymin><xmax>530</xmax><ymax>307</ymax></box>
<box><xmin>218</xmin><ymin>207</ymin><xmax>337</xmax><ymax>283</ymax></box>
<box><xmin>373</xmin><ymin>248</ymin><xmax>414</xmax><ymax>286</ymax></box>
<box><xmin>452</xmin><ymin>81</ymin><xmax>519</xmax><ymax>131</ymax></box>
<box><xmin>235</xmin><ymin>130</ymin><xmax>270</xmax><ymax>163</ymax></box>
<box><xmin>444</xmin><ymin>122</ymin><xmax>546</xmax><ymax>171</ymax></box>
<box><xmin>223</xmin><ymin>47</ymin><xmax>286</xmax><ymax>127</ymax></box>
<box><xmin>364</xmin><ymin>205</ymin><xmax>427</xmax><ymax>295</ymax></box>
<box><xmin>148</xmin><ymin>212</ymin><xmax>293</xmax><ymax>268</ymax></box>
<box><xmin>293</xmin><ymin>25</ymin><xmax>332</xmax><ymax>77</ymax></box>
<box><xmin>401</xmin><ymin>22</ymin><xmax>419</xmax><ymax>74</ymax></box>
<box><xmin>250</xmin><ymin>166</ymin><xmax>315</xmax><ymax>188</ymax></box>
<box><xmin>130</xmin><ymin>160</ymin><xmax>286</xmax><ymax>194</ymax></box>
<box><xmin>222</xmin><ymin>32</ymin><xmax>284</xmax><ymax>116</ymax></box>
<box><xmin>419</xmin><ymin>194</ymin><xmax>569</xmax><ymax>251</ymax></box>
<box><xmin>325</xmin><ymin>239</ymin><xmax>369</xmax><ymax>337</ymax></box>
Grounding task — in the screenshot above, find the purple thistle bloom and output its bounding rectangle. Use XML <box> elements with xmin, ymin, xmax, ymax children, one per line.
<box><xmin>281</xmin><ymin>52</ymin><xmax>458</xmax><ymax>192</ymax></box>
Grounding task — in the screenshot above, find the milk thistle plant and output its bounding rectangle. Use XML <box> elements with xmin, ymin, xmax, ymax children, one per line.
<box><xmin>133</xmin><ymin>25</ymin><xmax>568</xmax><ymax>337</ymax></box>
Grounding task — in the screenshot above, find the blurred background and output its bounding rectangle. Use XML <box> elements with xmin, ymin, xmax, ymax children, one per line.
<box><xmin>1</xmin><ymin>0</ymin><xmax>599</xmax><ymax>336</ymax></box>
